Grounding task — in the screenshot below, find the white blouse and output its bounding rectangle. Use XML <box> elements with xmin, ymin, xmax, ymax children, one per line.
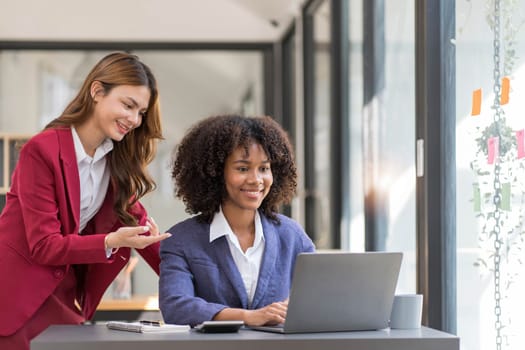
<box><xmin>71</xmin><ymin>126</ymin><xmax>113</xmax><ymax>233</ymax></box>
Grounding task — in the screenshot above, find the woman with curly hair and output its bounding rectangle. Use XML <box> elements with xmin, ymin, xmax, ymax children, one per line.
<box><xmin>159</xmin><ymin>115</ymin><xmax>315</xmax><ymax>327</ymax></box>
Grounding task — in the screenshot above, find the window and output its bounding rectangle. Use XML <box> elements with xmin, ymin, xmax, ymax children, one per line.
<box><xmin>456</xmin><ymin>1</ymin><xmax>525</xmax><ymax>349</ymax></box>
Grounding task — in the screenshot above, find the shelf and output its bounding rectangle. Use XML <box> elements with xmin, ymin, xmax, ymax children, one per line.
<box><xmin>97</xmin><ymin>295</ymin><xmax>159</xmax><ymax>311</ymax></box>
<box><xmin>92</xmin><ymin>295</ymin><xmax>160</xmax><ymax>322</ymax></box>
<box><xmin>0</xmin><ymin>134</ymin><xmax>31</xmax><ymax>205</ymax></box>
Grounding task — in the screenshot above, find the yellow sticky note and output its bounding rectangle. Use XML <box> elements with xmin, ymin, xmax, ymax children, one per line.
<box><xmin>472</xmin><ymin>89</ymin><xmax>482</xmax><ymax>116</ymax></box>
<box><xmin>501</xmin><ymin>77</ymin><xmax>510</xmax><ymax>105</ymax></box>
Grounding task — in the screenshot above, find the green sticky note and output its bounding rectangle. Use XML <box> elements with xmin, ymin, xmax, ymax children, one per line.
<box><xmin>473</xmin><ymin>184</ymin><xmax>481</xmax><ymax>212</ymax></box>
<box><xmin>500</xmin><ymin>182</ymin><xmax>511</xmax><ymax>211</ymax></box>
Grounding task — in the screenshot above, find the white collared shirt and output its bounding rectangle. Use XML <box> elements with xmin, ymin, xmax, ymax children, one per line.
<box><xmin>71</xmin><ymin>127</ymin><xmax>113</xmax><ymax>232</ymax></box>
<box><xmin>210</xmin><ymin>207</ymin><xmax>265</xmax><ymax>306</ymax></box>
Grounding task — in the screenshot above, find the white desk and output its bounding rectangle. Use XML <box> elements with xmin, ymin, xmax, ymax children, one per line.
<box><xmin>31</xmin><ymin>324</ymin><xmax>459</xmax><ymax>350</ymax></box>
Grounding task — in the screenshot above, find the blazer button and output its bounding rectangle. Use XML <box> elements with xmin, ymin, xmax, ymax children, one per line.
<box><xmin>53</xmin><ymin>269</ymin><xmax>64</xmax><ymax>279</ymax></box>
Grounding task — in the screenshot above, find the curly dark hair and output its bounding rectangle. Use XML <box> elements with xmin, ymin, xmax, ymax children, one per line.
<box><xmin>171</xmin><ymin>115</ymin><xmax>297</xmax><ymax>223</ymax></box>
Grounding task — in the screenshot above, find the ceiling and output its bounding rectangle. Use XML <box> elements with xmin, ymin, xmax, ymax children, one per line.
<box><xmin>0</xmin><ymin>0</ymin><xmax>306</xmax><ymax>42</ymax></box>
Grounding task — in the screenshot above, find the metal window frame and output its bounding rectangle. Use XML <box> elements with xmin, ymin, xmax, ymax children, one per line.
<box><xmin>330</xmin><ymin>0</ymin><xmax>349</xmax><ymax>249</ymax></box>
<box><xmin>415</xmin><ymin>0</ymin><xmax>457</xmax><ymax>334</ymax></box>
<box><xmin>302</xmin><ymin>0</ymin><xmax>347</xmax><ymax>248</ymax></box>
<box><xmin>302</xmin><ymin>0</ymin><xmax>323</xmax><ymax>244</ymax></box>
<box><xmin>0</xmin><ymin>40</ymin><xmax>275</xmax><ymax>116</ymax></box>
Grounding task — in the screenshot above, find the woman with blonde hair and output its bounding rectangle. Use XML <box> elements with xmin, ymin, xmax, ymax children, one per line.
<box><xmin>0</xmin><ymin>52</ymin><xmax>171</xmax><ymax>349</ymax></box>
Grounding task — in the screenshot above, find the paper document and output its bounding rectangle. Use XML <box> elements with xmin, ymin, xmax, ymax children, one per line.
<box><xmin>106</xmin><ymin>321</ymin><xmax>190</xmax><ymax>333</ymax></box>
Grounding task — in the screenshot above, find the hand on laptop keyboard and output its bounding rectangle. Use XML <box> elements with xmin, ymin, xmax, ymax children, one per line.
<box><xmin>245</xmin><ymin>300</ymin><xmax>288</xmax><ymax>326</ymax></box>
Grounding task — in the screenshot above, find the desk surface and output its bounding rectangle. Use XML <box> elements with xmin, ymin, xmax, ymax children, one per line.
<box><xmin>31</xmin><ymin>324</ymin><xmax>459</xmax><ymax>350</ymax></box>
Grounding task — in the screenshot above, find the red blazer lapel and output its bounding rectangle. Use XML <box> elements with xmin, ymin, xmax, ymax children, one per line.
<box><xmin>56</xmin><ymin>128</ymin><xmax>81</xmax><ymax>234</ymax></box>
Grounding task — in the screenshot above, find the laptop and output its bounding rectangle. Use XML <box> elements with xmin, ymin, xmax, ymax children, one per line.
<box><xmin>251</xmin><ymin>251</ymin><xmax>402</xmax><ymax>333</ymax></box>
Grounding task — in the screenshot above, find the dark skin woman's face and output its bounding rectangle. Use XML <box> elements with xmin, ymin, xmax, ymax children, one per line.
<box><xmin>222</xmin><ymin>143</ymin><xmax>273</xmax><ymax>215</ymax></box>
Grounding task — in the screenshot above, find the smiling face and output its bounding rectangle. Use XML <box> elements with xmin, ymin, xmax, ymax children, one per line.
<box><xmin>91</xmin><ymin>83</ymin><xmax>150</xmax><ymax>142</ymax></box>
<box><xmin>222</xmin><ymin>142</ymin><xmax>273</xmax><ymax>215</ymax></box>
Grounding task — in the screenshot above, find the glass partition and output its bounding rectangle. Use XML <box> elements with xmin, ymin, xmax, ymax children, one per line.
<box><xmin>456</xmin><ymin>0</ymin><xmax>525</xmax><ymax>349</ymax></box>
<box><xmin>347</xmin><ymin>0</ymin><xmax>364</xmax><ymax>251</ymax></box>
<box><xmin>383</xmin><ymin>0</ymin><xmax>416</xmax><ymax>294</ymax></box>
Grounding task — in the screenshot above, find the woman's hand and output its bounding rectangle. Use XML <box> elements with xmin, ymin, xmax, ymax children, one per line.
<box><xmin>214</xmin><ymin>300</ymin><xmax>289</xmax><ymax>327</ymax></box>
<box><xmin>105</xmin><ymin>217</ymin><xmax>171</xmax><ymax>250</ymax></box>
<box><xmin>244</xmin><ymin>300</ymin><xmax>288</xmax><ymax>326</ymax></box>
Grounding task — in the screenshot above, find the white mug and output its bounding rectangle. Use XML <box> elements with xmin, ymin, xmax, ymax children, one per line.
<box><xmin>389</xmin><ymin>294</ymin><xmax>423</xmax><ymax>329</ymax></box>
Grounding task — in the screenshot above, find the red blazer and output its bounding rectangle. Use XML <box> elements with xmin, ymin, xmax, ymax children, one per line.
<box><xmin>0</xmin><ymin>128</ymin><xmax>160</xmax><ymax>336</ymax></box>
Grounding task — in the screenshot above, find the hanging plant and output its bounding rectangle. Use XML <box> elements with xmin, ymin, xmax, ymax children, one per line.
<box><xmin>474</xmin><ymin>120</ymin><xmax>515</xmax><ymax>158</ymax></box>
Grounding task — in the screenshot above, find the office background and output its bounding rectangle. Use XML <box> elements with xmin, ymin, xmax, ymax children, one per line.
<box><xmin>0</xmin><ymin>1</ymin><xmax>524</xmax><ymax>349</ymax></box>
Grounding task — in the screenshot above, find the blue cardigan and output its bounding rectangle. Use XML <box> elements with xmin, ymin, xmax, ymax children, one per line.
<box><xmin>159</xmin><ymin>212</ymin><xmax>315</xmax><ymax>326</ymax></box>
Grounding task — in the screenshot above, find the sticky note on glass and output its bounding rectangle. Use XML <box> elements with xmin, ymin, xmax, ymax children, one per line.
<box><xmin>473</xmin><ymin>183</ymin><xmax>481</xmax><ymax>212</ymax></box>
<box><xmin>517</xmin><ymin>129</ymin><xmax>525</xmax><ymax>159</ymax></box>
<box><xmin>472</xmin><ymin>88</ymin><xmax>482</xmax><ymax>116</ymax></box>
<box><xmin>500</xmin><ymin>182</ymin><xmax>511</xmax><ymax>211</ymax></box>
<box><xmin>500</xmin><ymin>77</ymin><xmax>510</xmax><ymax>105</ymax></box>
<box><xmin>487</xmin><ymin>136</ymin><xmax>499</xmax><ymax>164</ymax></box>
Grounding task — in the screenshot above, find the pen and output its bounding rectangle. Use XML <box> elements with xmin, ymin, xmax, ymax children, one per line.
<box><xmin>139</xmin><ymin>320</ymin><xmax>163</xmax><ymax>326</ymax></box>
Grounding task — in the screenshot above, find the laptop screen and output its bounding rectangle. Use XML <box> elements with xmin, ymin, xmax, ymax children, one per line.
<box><xmin>278</xmin><ymin>251</ymin><xmax>403</xmax><ymax>333</ymax></box>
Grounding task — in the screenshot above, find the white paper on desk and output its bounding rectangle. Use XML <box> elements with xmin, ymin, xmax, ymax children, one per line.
<box><xmin>106</xmin><ymin>321</ymin><xmax>190</xmax><ymax>333</ymax></box>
